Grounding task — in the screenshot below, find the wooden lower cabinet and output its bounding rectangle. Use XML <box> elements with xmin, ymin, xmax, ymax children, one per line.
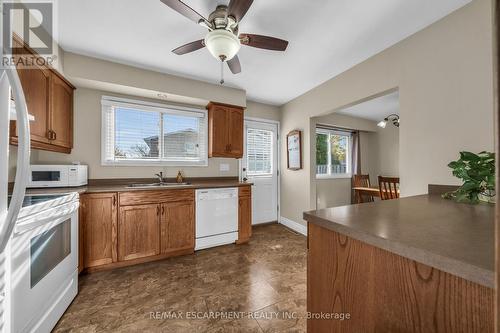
<box><xmin>118</xmin><ymin>204</ymin><xmax>160</xmax><ymax>261</ymax></box>
<box><xmin>80</xmin><ymin>187</ymin><xmax>251</xmax><ymax>272</ymax></box>
<box><xmin>161</xmin><ymin>201</ymin><xmax>195</xmax><ymax>253</ymax></box>
<box><xmin>80</xmin><ymin>193</ymin><xmax>118</xmax><ymax>268</ymax></box>
<box><xmin>237</xmin><ymin>186</ymin><xmax>252</xmax><ymax>244</ymax></box>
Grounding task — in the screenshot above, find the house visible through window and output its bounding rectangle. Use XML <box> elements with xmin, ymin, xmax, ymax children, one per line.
<box><xmin>102</xmin><ymin>96</ymin><xmax>208</xmax><ymax>166</ymax></box>
<box><xmin>316</xmin><ymin>127</ymin><xmax>352</xmax><ymax>177</ymax></box>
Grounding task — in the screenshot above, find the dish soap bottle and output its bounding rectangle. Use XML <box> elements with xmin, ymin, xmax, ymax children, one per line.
<box><xmin>176</xmin><ymin>170</ymin><xmax>184</xmax><ymax>183</ymax></box>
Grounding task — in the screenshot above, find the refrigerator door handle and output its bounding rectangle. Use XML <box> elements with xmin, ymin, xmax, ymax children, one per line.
<box><xmin>0</xmin><ymin>67</ymin><xmax>31</xmax><ymax>252</ymax></box>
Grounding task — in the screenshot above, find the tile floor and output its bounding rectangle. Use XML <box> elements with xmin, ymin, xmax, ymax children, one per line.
<box><xmin>54</xmin><ymin>224</ymin><xmax>307</xmax><ymax>332</ymax></box>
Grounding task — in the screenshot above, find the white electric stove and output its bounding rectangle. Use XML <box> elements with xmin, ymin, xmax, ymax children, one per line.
<box><xmin>7</xmin><ymin>192</ymin><xmax>79</xmax><ymax>333</ymax></box>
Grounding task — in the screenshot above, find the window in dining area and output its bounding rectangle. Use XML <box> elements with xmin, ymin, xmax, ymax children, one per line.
<box><xmin>316</xmin><ymin>127</ymin><xmax>352</xmax><ymax>178</ymax></box>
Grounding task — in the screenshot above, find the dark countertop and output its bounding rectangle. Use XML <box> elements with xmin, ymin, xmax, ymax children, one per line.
<box><xmin>24</xmin><ymin>178</ymin><xmax>252</xmax><ymax>195</ymax></box>
<box><xmin>303</xmin><ymin>194</ymin><xmax>494</xmax><ymax>288</ymax></box>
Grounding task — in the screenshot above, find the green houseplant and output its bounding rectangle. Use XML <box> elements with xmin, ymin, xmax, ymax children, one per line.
<box><xmin>443</xmin><ymin>151</ymin><xmax>495</xmax><ymax>204</ymax></box>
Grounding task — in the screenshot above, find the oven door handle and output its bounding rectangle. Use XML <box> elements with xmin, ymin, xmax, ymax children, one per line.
<box><xmin>14</xmin><ymin>201</ymin><xmax>79</xmax><ymax>236</ymax></box>
<box><xmin>0</xmin><ymin>65</ymin><xmax>31</xmax><ymax>252</ymax></box>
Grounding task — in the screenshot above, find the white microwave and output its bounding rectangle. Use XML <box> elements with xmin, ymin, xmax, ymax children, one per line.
<box><xmin>28</xmin><ymin>165</ymin><xmax>88</xmax><ymax>188</ymax></box>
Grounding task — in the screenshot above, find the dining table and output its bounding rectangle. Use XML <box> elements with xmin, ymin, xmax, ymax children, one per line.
<box><xmin>353</xmin><ymin>186</ymin><xmax>400</xmax><ymax>203</ymax></box>
<box><xmin>353</xmin><ymin>186</ymin><xmax>380</xmax><ymax>203</ymax></box>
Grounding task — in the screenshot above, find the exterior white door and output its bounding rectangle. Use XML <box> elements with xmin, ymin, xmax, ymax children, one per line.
<box><xmin>242</xmin><ymin>119</ymin><xmax>279</xmax><ymax>225</ymax></box>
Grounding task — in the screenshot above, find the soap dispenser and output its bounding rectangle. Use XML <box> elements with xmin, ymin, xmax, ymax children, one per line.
<box><xmin>176</xmin><ymin>170</ymin><xmax>184</xmax><ymax>183</ymax></box>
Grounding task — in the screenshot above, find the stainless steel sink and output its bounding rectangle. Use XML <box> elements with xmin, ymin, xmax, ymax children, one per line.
<box><xmin>127</xmin><ymin>182</ymin><xmax>191</xmax><ymax>188</ymax></box>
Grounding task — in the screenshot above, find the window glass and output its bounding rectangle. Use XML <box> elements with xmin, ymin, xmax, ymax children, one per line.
<box><xmin>115</xmin><ymin>108</ymin><xmax>160</xmax><ymax>159</ymax></box>
<box><xmin>102</xmin><ymin>97</ymin><xmax>208</xmax><ymax>166</ymax></box>
<box><xmin>316</xmin><ymin>128</ymin><xmax>352</xmax><ymax>177</ymax></box>
<box><xmin>246</xmin><ymin>128</ymin><xmax>273</xmax><ymax>176</ymax></box>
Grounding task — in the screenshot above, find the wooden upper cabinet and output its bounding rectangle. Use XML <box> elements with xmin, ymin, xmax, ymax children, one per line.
<box><xmin>207</xmin><ymin>102</ymin><xmax>245</xmax><ymax>158</ymax></box>
<box><xmin>50</xmin><ymin>74</ymin><xmax>73</xmax><ymax>149</ymax></box>
<box><xmin>14</xmin><ymin>61</ymin><xmax>51</xmax><ymax>144</ymax></box>
<box><xmin>9</xmin><ymin>35</ymin><xmax>75</xmax><ymax>154</ymax></box>
<box><xmin>160</xmin><ymin>201</ymin><xmax>195</xmax><ymax>254</ymax></box>
<box><xmin>81</xmin><ymin>193</ymin><xmax>118</xmax><ymax>268</ymax></box>
<box><xmin>227</xmin><ymin>108</ymin><xmax>244</xmax><ymax>156</ymax></box>
<box><xmin>118</xmin><ymin>204</ymin><xmax>161</xmax><ymax>262</ymax></box>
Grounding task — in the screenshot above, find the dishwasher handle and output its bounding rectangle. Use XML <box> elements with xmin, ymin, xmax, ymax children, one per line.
<box><xmin>196</xmin><ymin>188</ymin><xmax>238</xmax><ymax>201</ymax></box>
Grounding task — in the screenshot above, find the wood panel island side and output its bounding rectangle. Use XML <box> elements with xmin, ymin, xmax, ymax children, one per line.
<box><xmin>303</xmin><ymin>194</ymin><xmax>494</xmax><ymax>333</ymax></box>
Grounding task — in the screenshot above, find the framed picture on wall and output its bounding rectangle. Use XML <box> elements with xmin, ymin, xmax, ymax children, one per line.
<box><xmin>287</xmin><ymin>130</ymin><xmax>302</xmax><ymax>170</ymax></box>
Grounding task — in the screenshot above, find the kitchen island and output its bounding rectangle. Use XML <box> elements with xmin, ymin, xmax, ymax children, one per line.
<box><xmin>304</xmin><ymin>194</ymin><xmax>494</xmax><ymax>332</ymax></box>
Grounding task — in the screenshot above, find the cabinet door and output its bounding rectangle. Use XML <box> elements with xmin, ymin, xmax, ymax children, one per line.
<box><xmin>238</xmin><ymin>191</ymin><xmax>252</xmax><ymax>243</ymax></box>
<box><xmin>227</xmin><ymin>107</ymin><xmax>244</xmax><ymax>158</ymax></box>
<box><xmin>50</xmin><ymin>74</ymin><xmax>74</xmax><ymax>149</ymax></box>
<box><xmin>81</xmin><ymin>193</ymin><xmax>118</xmax><ymax>268</ymax></box>
<box><xmin>160</xmin><ymin>201</ymin><xmax>195</xmax><ymax>253</ymax></box>
<box><xmin>208</xmin><ymin>104</ymin><xmax>230</xmax><ymax>157</ymax></box>
<box><xmin>118</xmin><ymin>204</ymin><xmax>160</xmax><ymax>261</ymax></box>
<box><xmin>14</xmin><ymin>59</ymin><xmax>51</xmax><ymax>144</ymax></box>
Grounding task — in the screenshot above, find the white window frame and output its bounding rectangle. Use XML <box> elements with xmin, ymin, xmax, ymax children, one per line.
<box><xmin>101</xmin><ymin>96</ymin><xmax>208</xmax><ymax>167</ymax></box>
<box><xmin>315</xmin><ymin>127</ymin><xmax>353</xmax><ymax>179</ymax></box>
<box><xmin>245</xmin><ymin>127</ymin><xmax>274</xmax><ymax>177</ymax></box>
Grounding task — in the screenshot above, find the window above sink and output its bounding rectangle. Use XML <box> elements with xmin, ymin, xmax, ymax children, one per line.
<box><xmin>101</xmin><ymin>96</ymin><xmax>208</xmax><ymax>167</ymax></box>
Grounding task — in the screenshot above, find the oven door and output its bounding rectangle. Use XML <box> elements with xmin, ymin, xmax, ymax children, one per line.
<box><xmin>28</xmin><ymin>166</ymin><xmax>69</xmax><ymax>188</ymax></box>
<box><xmin>10</xmin><ymin>201</ymin><xmax>78</xmax><ymax>333</ymax></box>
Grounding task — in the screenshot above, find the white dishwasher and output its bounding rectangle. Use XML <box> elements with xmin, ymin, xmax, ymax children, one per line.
<box><xmin>195</xmin><ymin>188</ymin><xmax>238</xmax><ymax>250</ymax></box>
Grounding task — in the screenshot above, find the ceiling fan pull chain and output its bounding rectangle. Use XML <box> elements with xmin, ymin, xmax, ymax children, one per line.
<box><xmin>220</xmin><ymin>61</ymin><xmax>225</xmax><ymax>85</ymax></box>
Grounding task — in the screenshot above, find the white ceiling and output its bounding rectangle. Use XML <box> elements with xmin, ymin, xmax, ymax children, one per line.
<box><xmin>56</xmin><ymin>0</ymin><xmax>471</xmax><ymax>105</ymax></box>
<box><xmin>336</xmin><ymin>91</ymin><xmax>399</xmax><ymax>122</ymax></box>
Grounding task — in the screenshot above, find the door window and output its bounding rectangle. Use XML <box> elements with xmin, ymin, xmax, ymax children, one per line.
<box><xmin>246</xmin><ymin>128</ymin><xmax>273</xmax><ymax>176</ymax></box>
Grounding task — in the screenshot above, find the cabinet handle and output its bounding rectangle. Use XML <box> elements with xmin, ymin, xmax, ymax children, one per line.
<box><xmin>157</xmin><ymin>206</ymin><xmax>160</xmax><ymax>216</ymax></box>
<box><xmin>52</xmin><ymin>131</ymin><xmax>57</xmax><ymax>140</ymax></box>
<box><xmin>112</xmin><ymin>195</ymin><xmax>116</xmax><ymax>206</ymax></box>
<box><xmin>46</xmin><ymin>130</ymin><xmax>52</xmax><ymax>140</ymax></box>
<box><xmin>228</xmin><ymin>144</ymin><xmax>232</xmax><ymax>152</ymax></box>
<box><xmin>161</xmin><ymin>206</ymin><xmax>165</xmax><ymax>215</ymax></box>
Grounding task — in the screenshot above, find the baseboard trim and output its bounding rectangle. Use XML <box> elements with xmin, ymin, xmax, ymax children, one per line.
<box><xmin>279</xmin><ymin>216</ymin><xmax>307</xmax><ymax>236</ymax></box>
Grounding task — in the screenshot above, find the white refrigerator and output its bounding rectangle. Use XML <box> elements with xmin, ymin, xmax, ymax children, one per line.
<box><xmin>0</xmin><ymin>1</ymin><xmax>32</xmax><ymax>331</ymax></box>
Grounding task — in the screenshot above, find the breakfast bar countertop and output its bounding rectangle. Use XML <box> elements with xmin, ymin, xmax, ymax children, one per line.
<box><xmin>23</xmin><ymin>178</ymin><xmax>253</xmax><ymax>195</ymax></box>
<box><xmin>303</xmin><ymin>194</ymin><xmax>495</xmax><ymax>288</ymax></box>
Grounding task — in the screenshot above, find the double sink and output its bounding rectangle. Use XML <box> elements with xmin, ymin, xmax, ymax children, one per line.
<box><xmin>127</xmin><ymin>182</ymin><xmax>191</xmax><ymax>188</ymax></box>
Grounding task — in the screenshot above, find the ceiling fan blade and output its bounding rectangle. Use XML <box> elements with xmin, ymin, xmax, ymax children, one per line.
<box><xmin>160</xmin><ymin>0</ymin><xmax>208</xmax><ymax>24</ymax></box>
<box><xmin>240</xmin><ymin>34</ymin><xmax>289</xmax><ymax>51</ymax></box>
<box><xmin>227</xmin><ymin>0</ymin><xmax>254</xmax><ymax>22</ymax></box>
<box><xmin>227</xmin><ymin>56</ymin><xmax>241</xmax><ymax>74</ymax></box>
<box><xmin>172</xmin><ymin>40</ymin><xmax>205</xmax><ymax>55</ymax></box>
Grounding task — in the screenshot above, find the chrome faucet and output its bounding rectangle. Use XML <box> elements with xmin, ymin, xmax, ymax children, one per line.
<box><xmin>155</xmin><ymin>172</ymin><xmax>165</xmax><ymax>183</ymax></box>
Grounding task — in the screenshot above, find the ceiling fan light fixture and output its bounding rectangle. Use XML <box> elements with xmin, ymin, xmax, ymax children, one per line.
<box><xmin>204</xmin><ymin>29</ymin><xmax>241</xmax><ymax>62</ymax></box>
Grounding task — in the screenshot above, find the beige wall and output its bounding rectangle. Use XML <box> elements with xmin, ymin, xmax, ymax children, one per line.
<box><xmin>375</xmin><ymin>125</ymin><xmax>400</xmax><ymax>177</ymax></box>
<box><xmin>246</xmin><ymin>101</ymin><xmax>281</xmax><ymax>121</ymax></box>
<box><xmin>280</xmin><ymin>0</ymin><xmax>494</xmax><ymax>224</ymax></box>
<box><xmin>33</xmin><ymin>88</ymin><xmax>279</xmax><ymax>180</ymax></box>
<box><xmin>63</xmin><ymin>52</ymin><xmax>246</xmax><ymax>108</ymax></box>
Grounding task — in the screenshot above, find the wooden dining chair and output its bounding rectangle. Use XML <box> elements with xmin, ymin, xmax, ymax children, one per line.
<box><xmin>378</xmin><ymin>176</ymin><xmax>400</xmax><ymax>200</ymax></box>
<box><xmin>352</xmin><ymin>174</ymin><xmax>374</xmax><ymax>203</ymax></box>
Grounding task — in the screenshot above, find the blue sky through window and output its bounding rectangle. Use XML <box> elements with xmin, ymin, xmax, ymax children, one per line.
<box><xmin>114</xmin><ymin>107</ymin><xmax>199</xmax><ymax>158</ymax></box>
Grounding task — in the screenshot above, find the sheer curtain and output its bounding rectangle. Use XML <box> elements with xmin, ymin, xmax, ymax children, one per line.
<box><xmin>351</xmin><ymin>131</ymin><xmax>361</xmax><ymax>203</ymax></box>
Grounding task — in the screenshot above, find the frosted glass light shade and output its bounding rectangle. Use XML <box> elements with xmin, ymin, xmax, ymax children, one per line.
<box><xmin>204</xmin><ymin>29</ymin><xmax>241</xmax><ymax>61</ymax></box>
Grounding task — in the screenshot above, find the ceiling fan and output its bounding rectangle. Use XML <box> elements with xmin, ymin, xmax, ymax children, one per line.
<box><xmin>160</xmin><ymin>0</ymin><xmax>289</xmax><ymax>81</ymax></box>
